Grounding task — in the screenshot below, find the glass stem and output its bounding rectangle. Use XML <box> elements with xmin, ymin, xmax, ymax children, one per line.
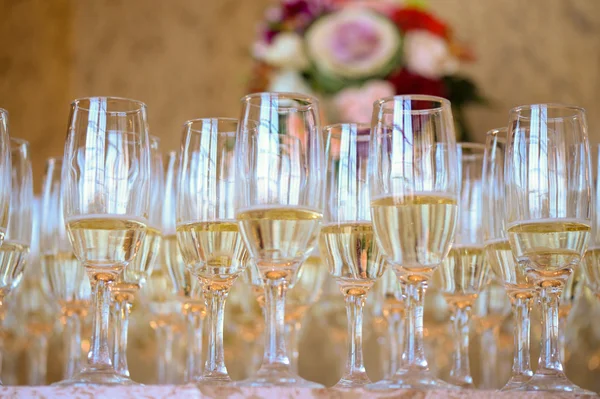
<box><xmin>449</xmin><ymin>304</ymin><xmax>473</xmax><ymax>387</ymax></box>
<box><xmin>559</xmin><ymin>314</ymin><xmax>567</xmax><ymax>364</ymax></box>
<box><xmin>88</xmin><ymin>278</ymin><xmax>112</xmax><ymax>368</ymax></box>
<box><xmin>340</xmin><ymin>292</ymin><xmax>370</xmax><ymax>384</ymax></box>
<box><xmin>511</xmin><ymin>295</ymin><xmax>533</xmax><ymax>381</ymax></box>
<box><xmin>0</xmin><ymin>301</ymin><xmax>4</xmax><ymax>384</ymax></box>
<box><xmin>185</xmin><ymin>309</ymin><xmax>204</xmax><ymax>383</ymax></box>
<box><xmin>390</xmin><ymin>311</ymin><xmax>404</xmax><ymax>377</ymax></box>
<box><xmin>63</xmin><ymin>312</ymin><xmax>83</xmax><ymax>379</ymax></box>
<box><xmin>155</xmin><ymin>324</ymin><xmax>174</xmax><ymax>384</ymax></box>
<box><xmin>538</xmin><ymin>286</ymin><xmax>563</xmax><ymax>374</ymax></box>
<box><xmin>401</xmin><ymin>280</ymin><xmax>429</xmax><ymax>372</ymax></box>
<box><xmin>480</xmin><ymin>326</ymin><xmax>499</xmax><ymax>389</ymax></box>
<box><xmin>27</xmin><ymin>334</ymin><xmax>48</xmax><ymax>385</ymax></box>
<box><xmin>286</xmin><ymin>320</ymin><xmax>302</xmax><ymax>374</ymax></box>
<box><xmin>262</xmin><ymin>277</ymin><xmax>290</xmax><ymax>368</ymax></box>
<box><xmin>112</xmin><ymin>299</ymin><xmax>131</xmax><ymax>377</ymax></box>
<box><xmin>203</xmin><ymin>288</ymin><xmax>229</xmax><ymax>380</ymax></box>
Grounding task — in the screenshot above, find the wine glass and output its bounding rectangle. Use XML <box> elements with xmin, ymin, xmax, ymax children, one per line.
<box><xmin>177</xmin><ymin>118</ymin><xmax>249</xmax><ymax>385</ymax></box>
<box><xmin>473</xmin><ymin>279</ymin><xmax>511</xmax><ymax>389</ymax></box>
<box><xmin>60</xmin><ymin>97</ymin><xmax>151</xmax><ymax>386</ymax></box>
<box><xmin>285</xmin><ymin>251</ymin><xmax>328</xmax><ymax>374</ymax></box>
<box><xmin>582</xmin><ymin>144</ymin><xmax>600</xmax><ymax>301</ymax></box>
<box><xmin>483</xmin><ymin>126</ymin><xmax>536</xmax><ymax>390</ymax></box>
<box><xmin>109</xmin><ymin>135</ymin><xmax>163</xmax><ymax>380</ymax></box>
<box><xmin>366</xmin><ymin>95</ymin><xmax>459</xmax><ymax>391</ymax></box>
<box><xmin>235</xmin><ymin>92</ymin><xmax>324</xmax><ymax>388</ymax></box>
<box><xmin>319</xmin><ymin>123</ymin><xmax>386</xmax><ymax>388</ymax></box>
<box><xmin>162</xmin><ymin>150</ymin><xmax>206</xmax><ymax>383</ymax></box>
<box><xmin>504</xmin><ymin>104</ymin><xmax>594</xmax><ymax>393</ymax></box>
<box><xmin>437</xmin><ymin>143</ymin><xmax>489</xmax><ymax>388</ymax></box>
<box><xmin>0</xmin><ymin>138</ymin><xmax>33</xmax><ymax>385</ymax></box>
<box><xmin>378</xmin><ymin>266</ymin><xmax>404</xmax><ymax>379</ymax></box>
<box><xmin>0</xmin><ymin>109</ymin><xmax>11</xmax><ymax>247</ymax></box>
<box><xmin>559</xmin><ymin>267</ymin><xmax>584</xmax><ymax>364</ymax></box>
<box><xmin>141</xmin><ymin>243</ymin><xmax>181</xmax><ymax>384</ymax></box>
<box><xmin>40</xmin><ymin>156</ymin><xmax>92</xmax><ymax>381</ymax></box>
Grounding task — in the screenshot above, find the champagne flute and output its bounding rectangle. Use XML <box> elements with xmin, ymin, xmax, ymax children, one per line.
<box><xmin>141</xmin><ymin>244</ymin><xmax>181</xmax><ymax>384</ymax></box>
<box><xmin>378</xmin><ymin>266</ymin><xmax>404</xmax><ymax>379</ymax></box>
<box><xmin>505</xmin><ymin>104</ymin><xmax>593</xmax><ymax>393</ymax></box>
<box><xmin>0</xmin><ymin>138</ymin><xmax>33</xmax><ymax>385</ymax></box>
<box><xmin>162</xmin><ymin>150</ymin><xmax>206</xmax><ymax>383</ymax></box>
<box><xmin>438</xmin><ymin>143</ymin><xmax>489</xmax><ymax>388</ymax></box>
<box><xmin>109</xmin><ymin>135</ymin><xmax>163</xmax><ymax>380</ymax></box>
<box><xmin>235</xmin><ymin>92</ymin><xmax>324</xmax><ymax>388</ymax></box>
<box><xmin>177</xmin><ymin>118</ymin><xmax>249</xmax><ymax>385</ymax></box>
<box><xmin>319</xmin><ymin>123</ymin><xmax>386</xmax><ymax>388</ymax></box>
<box><xmin>473</xmin><ymin>279</ymin><xmax>511</xmax><ymax>389</ymax></box>
<box><xmin>285</xmin><ymin>252</ymin><xmax>327</xmax><ymax>374</ymax></box>
<box><xmin>582</xmin><ymin>144</ymin><xmax>600</xmax><ymax>300</ymax></box>
<box><xmin>483</xmin><ymin>126</ymin><xmax>536</xmax><ymax>390</ymax></box>
<box><xmin>559</xmin><ymin>267</ymin><xmax>584</xmax><ymax>364</ymax></box>
<box><xmin>0</xmin><ymin>109</ymin><xmax>11</xmax><ymax>247</ymax></box>
<box><xmin>16</xmin><ymin>198</ymin><xmax>52</xmax><ymax>386</ymax></box>
<box><xmin>40</xmin><ymin>157</ymin><xmax>92</xmax><ymax>381</ymax></box>
<box><xmin>366</xmin><ymin>95</ymin><xmax>459</xmax><ymax>391</ymax></box>
<box><xmin>60</xmin><ymin>97</ymin><xmax>151</xmax><ymax>385</ymax></box>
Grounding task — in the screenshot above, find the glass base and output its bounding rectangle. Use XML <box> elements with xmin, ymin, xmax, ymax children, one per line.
<box><xmin>236</xmin><ymin>364</ymin><xmax>323</xmax><ymax>388</ymax></box>
<box><xmin>52</xmin><ymin>366</ymin><xmax>138</xmax><ymax>386</ymax></box>
<box><xmin>499</xmin><ymin>374</ymin><xmax>532</xmax><ymax>391</ymax></box>
<box><xmin>366</xmin><ymin>369</ymin><xmax>457</xmax><ymax>391</ymax></box>
<box><xmin>447</xmin><ymin>375</ymin><xmax>474</xmax><ymax>389</ymax></box>
<box><xmin>195</xmin><ymin>373</ymin><xmax>232</xmax><ymax>386</ymax></box>
<box><xmin>334</xmin><ymin>372</ymin><xmax>371</xmax><ymax>389</ymax></box>
<box><xmin>505</xmin><ymin>371</ymin><xmax>597</xmax><ymax>395</ymax></box>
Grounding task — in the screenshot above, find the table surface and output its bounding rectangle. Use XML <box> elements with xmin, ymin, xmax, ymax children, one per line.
<box><xmin>0</xmin><ymin>386</ymin><xmax>597</xmax><ymax>398</ymax></box>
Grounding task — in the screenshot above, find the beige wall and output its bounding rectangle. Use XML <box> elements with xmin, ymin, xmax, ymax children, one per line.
<box><xmin>2</xmin><ymin>0</ymin><xmax>600</xmax><ymax>188</ymax></box>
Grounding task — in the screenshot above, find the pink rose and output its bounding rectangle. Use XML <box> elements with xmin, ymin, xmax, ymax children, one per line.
<box><xmin>333</xmin><ymin>80</ymin><xmax>395</xmax><ymax>123</ymax></box>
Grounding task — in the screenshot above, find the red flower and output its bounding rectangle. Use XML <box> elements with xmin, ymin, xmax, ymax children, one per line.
<box><xmin>387</xmin><ymin>68</ymin><xmax>447</xmax><ymax>98</ymax></box>
<box><xmin>391</xmin><ymin>8</ymin><xmax>448</xmax><ymax>38</ymax></box>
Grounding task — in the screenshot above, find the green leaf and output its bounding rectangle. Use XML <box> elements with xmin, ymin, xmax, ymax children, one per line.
<box><xmin>443</xmin><ymin>75</ymin><xmax>488</xmax><ymax>107</ymax></box>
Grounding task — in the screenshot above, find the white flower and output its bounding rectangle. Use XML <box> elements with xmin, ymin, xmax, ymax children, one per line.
<box><xmin>403</xmin><ymin>30</ymin><xmax>459</xmax><ymax>79</ymax></box>
<box><xmin>305</xmin><ymin>8</ymin><xmax>401</xmax><ymax>79</ymax></box>
<box><xmin>260</xmin><ymin>32</ymin><xmax>310</xmax><ymax>70</ymax></box>
<box><xmin>268</xmin><ymin>69</ymin><xmax>314</xmax><ymax>96</ymax></box>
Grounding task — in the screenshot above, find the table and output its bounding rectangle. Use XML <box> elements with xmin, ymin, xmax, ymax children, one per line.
<box><xmin>0</xmin><ymin>386</ymin><xmax>596</xmax><ymax>398</ymax></box>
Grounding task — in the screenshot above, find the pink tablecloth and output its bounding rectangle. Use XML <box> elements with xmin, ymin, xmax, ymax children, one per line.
<box><xmin>0</xmin><ymin>386</ymin><xmax>596</xmax><ymax>399</ymax></box>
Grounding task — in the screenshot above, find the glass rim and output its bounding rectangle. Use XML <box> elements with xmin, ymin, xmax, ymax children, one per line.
<box><xmin>510</xmin><ymin>103</ymin><xmax>586</xmax><ymax>119</ymax></box>
<box><xmin>458</xmin><ymin>142</ymin><xmax>486</xmax><ymax>151</ymax></box>
<box><xmin>0</xmin><ymin>108</ymin><xmax>7</xmax><ymax>119</ymax></box>
<box><xmin>71</xmin><ymin>96</ymin><xmax>147</xmax><ymax>114</ymax></box>
<box><xmin>324</xmin><ymin>123</ymin><xmax>371</xmax><ymax>140</ymax></box>
<box><xmin>241</xmin><ymin>91</ymin><xmax>320</xmax><ymax>111</ymax></box>
<box><xmin>184</xmin><ymin>117</ymin><xmax>238</xmax><ymax>133</ymax></box>
<box><xmin>10</xmin><ymin>137</ymin><xmax>29</xmax><ymax>147</ymax></box>
<box><xmin>486</xmin><ymin>127</ymin><xmax>508</xmax><ymax>144</ymax></box>
<box><xmin>46</xmin><ymin>156</ymin><xmax>62</xmax><ymax>165</ymax></box>
<box><xmin>373</xmin><ymin>95</ymin><xmax>451</xmax><ymax>111</ymax></box>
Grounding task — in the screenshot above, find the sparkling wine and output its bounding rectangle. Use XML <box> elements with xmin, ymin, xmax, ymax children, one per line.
<box><xmin>438</xmin><ymin>245</ymin><xmax>488</xmax><ymax>308</ymax></box>
<box><xmin>177</xmin><ymin>220</ymin><xmax>249</xmax><ymax>286</ymax></box>
<box><xmin>119</xmin><ymin>226</ymin><xmax>161</xmax><ymax>288</ymax></box>
<box><xmin>42</xmin><ymin>251</ymin><xmax>87</xmax><ymax>307</ymax></box>
<box><xmin>237</xmin><ymin>206</ymin><xmax>322</xmax><ymax>279</ymax></box>
<box><xmin>66</xmin><ymin>215</ymin><xmax>147</xmax><ymax>276</ymax></box>
<box><xmin>484</xmin><ymin>238</ymin><xmax>534</xmax><ymax>298</ymax></box>
<box><xmin>507</xmin><ymin>219</ymin><xmax>590</xmax><ymax>278</ymax></box>
<box><xmin>320</xmin><ymin>222</ymin><xmax>385</xmax><ymax>294</ymax></box>
<box><xmin>0</xmin><ymin>240</ymin><xmax>30</xmax><ymax>296</ymax></box>
<box><xmin>286</xmin><ymin>255</ymin><xmax>327</xmax><ymax>320</ymax></box>
<box><xmin>370</xmin><ymin>194</ymin><xmax>458</xmax><ymax>274</ymax></box>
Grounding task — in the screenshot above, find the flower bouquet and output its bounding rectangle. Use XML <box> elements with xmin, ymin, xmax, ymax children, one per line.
<box><xmin>249</xmin><ymin>0</ymin><xmax>486</xmax><ymax>140</ymax></box>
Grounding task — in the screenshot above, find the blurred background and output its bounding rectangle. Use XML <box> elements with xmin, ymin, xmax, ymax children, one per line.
<box><xmin>0</xmin><ymin>0</ymin><xmax>599</xmax><ymax>189</ymax></box>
